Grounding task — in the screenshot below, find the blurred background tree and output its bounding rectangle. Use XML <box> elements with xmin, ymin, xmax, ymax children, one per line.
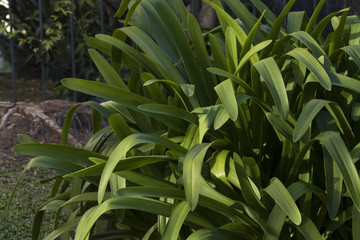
<box><xmin>0</xmin><ymin>0</ymin><xmax>121</xmax><ymax>82</ymax></box>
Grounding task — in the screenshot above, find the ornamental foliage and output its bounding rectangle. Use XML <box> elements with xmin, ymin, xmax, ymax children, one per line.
<box><xmin>9</xmin><ymin>0</ymin><xmax>360</xmax><ymax>239</ymax></box>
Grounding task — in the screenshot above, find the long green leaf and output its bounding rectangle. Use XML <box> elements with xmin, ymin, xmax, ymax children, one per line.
<box><xmin>65</xmin><ymin>156</ymin><xmax>176</xmax><ymax>178</ymax></box>
<box><xmin>162</xmin><ymin>201</ymin><xmax>191</xmax><ymax>240</ymax></box>
<box><xmin>265</xmin><ymin>181</ymin><xmax>324</xmax><ymax>240</ymax></box>
<box><xmin>74</xmin><ymin>197</ymin><xmax>214</xmax><ymax>240</ymax></box>
<box><xmin>187</xmin><ymin>228</ymin><xmax>240</xmax><ymax>240</ymax></box>
<box><xmin>207</xmin><ymin>68</ymin><xmax>255</xmax><ymax>95</ymax></box>
<box><xmin>233</xmin><ymin>153</ymin><xmax>266</xmax><ymax>215</ymax></box>
<box><xmin>149</xmin><ymin>0</ymin><xmax>214</xmax><ymax>106</ymax></box>
<box><xmin>293</xmin><ymin>99</ymin><xmax>330</xmax><ymax>142</ymax></box>
<box><xmin>222</xmin><ymin>0</ymin><xmax>262</xmax><ymax>42</ymax></box>
<box><xmin>98</xmin><ymin>133</ymin><xmax>187</xmax><ymax>203</ymax></box>
<box><xmin>12</xmin><ymin>143</ymin><xmax>106</xmax><ymax>165</ymax></box>
<box><xmin>95</xmin><ymin>34</ymin><xmax>166</xmax><ymax>79</ymax></box>
<box><xmin>287</xmin><ymin>11</ymin><xmax>306</xmax><ymax>33</ymax></box>
<box><xmin>294</xmin><ymin>215</ymin><xmax>323</xmax><ymax>240</ymax></box>
<box><xmin>203</xmin><ymin>0</ymin><xmax>248</xmax><ymax>47</ymax></box>
<box><xmin>89</xmin><ymin>49</ymin><xmax>128</xmax><ymax>89</ymax></box>
<box><xmin>266</xmin><ymin>112</ymin><xmax>294</xmax><ymax>141</ymax></box>
<box><xmin>235</xmin><ymin>40</ymin><xmax>272</xmax><ymax>75</ymax></box>
<box><xmin>254</xmin><ymin>57</ymin><xmax>289</xmax><ymax>119</ymax></box>
<box><xmin>61</xmin><ymin>103</ymin><xmax>81</xmax><ymax>145</ymax></box>
<box><xmin>317</xmin><ymin>132</ymin><xmax>360</xmax><ymax>211</ymax></box>
<box><xmin>311</xmin><ymin>9</ymin><xmax>346</xmax><ymax>41</ymax></box>
<box><xmin>196</xmin><ymin>105</ymin><xmax>221</xmax><ymax>142</ymax></box>
<box><xmin>84</xmin><ymin>37</ymin><xmax>111</xmax><ymax>55</ymax></box>
<box><xmin>120</xmin><ymin>26</ymin><xmax>186</xmax><ymax>85</ymax></box>
<box><xmin>225</xmin><ymin>27</ymin><xmax>238</xmax><ymax>73</ymax></box>
<box><xmin>330</xmin><ymin>72</ymin><xmax>360</xmax><ymax>94</ymax></box>
<box><xmin>114</xmin><ymin>0</ymin><xmax>131</xmax><ymax>18</ymax></box>
<box><xmin>188</xmin><ymin>13</ymin><xmax>217</xmax><ymax>89</ymax></box>
<box><xmin>140</xmin><ymin>0</ymin><xmax>183</xmax><ymax>68</ymax></box>
<box><xmin>342</xmin><ymin>45</ymin><xmax>360</xmax><ymax>68</ymax></box>
<box><xmin>323</xmin><ymin>148</ymin><xmax>342</xmax><ymax>220</ymax></box>
<box><xmin>261</xmin><ymin>0</ymin><xmax>296</xmax><ymax>58</ymax></box>
<box><xmin>264</xmin><ymin>178</ymin><xmax>302</xmax><ymax>225</ymax></box>
<box><xmin>61</xmin><ymin>78</ymin><xmax>187</xmax><ymax>132</ymax></box>
<box><xmin>250</xmin><ymin>0</ymin><xmax>276</xmax><ymax>25</ymax></box>
<box><xmin>108</xmin><ymin>114</ymin><xmax>133</xmax><ymax>141</ymax></box>
<box><xmin>215</xmin><ymin>79</ymin><xmax>238</xmax><ymax>121</ymax></box>
<box><xmin>353</xmin><ymin>207</ymin><xmax>360</xmax><ymax>239</ymax></box>
<box><xmin>287</xmin><ymin>48</ymin><xmax>331</xmax><ymax>90</ymax></box>
<box><xmin>43</xmin><ymin>218</ymin><xmax>81</xmax><ymax>240</ymax></box>
<box><xmin>305</xmin><ymin>0</ymin><xmax>327</xmax><ymax>33</ymax></box>
<box><xmin>211</xmin><ymin>150</ymin><xmax>231</xmax><ymax>187</ymax></box>
<box><xmin>214</xmin><ymin>106</ymin><xmax>230</xmax><ymax>130</ymax></box>
<box><xmin>183</xmin><ymin>143</ymin><xmax>212</xmax><ymax>210</ymax></box>
<box><xmin>240</xmin><ymin>11</ymin><xmax>265</xmax><ymax>59</ymax></box>
<box><xmin>138</xmin><ymin>103</ymin><xmax>198</xmax><ymax>124</ymax></box>
<box><xmin>209</xmin><ymin>34</ymin><xmax>228</xmax><ymax>72</ymax></box>
<box><xmin>117</xmin><ymin>170</ymin><xmax>178</xmax><ymax>189</ymax></box>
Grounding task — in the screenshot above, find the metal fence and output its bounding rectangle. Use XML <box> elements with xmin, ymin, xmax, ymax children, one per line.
<box><xmin>6</xmin><ymin>0</ymin><xmax>106</xmax><ymax>104</ymax></box>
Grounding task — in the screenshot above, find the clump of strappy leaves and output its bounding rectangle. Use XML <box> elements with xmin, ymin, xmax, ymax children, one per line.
<box><xmin>9</xmin><ymin>0</ymin><xmax>360</xmax><ymax>239</ymax></box>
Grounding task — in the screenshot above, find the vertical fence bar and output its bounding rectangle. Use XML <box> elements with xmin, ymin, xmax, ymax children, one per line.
<box><xmin>70</xmin><ymin>0</ymin><xmax>77</xmax><ymax>101</ymax></box>
<box><xmin>99</xmin><ymin>0</ymin><xmax>104</xmax><ymax>34</ymax></box>
<box><xmin>191</xmin><ymin>0</ymin><xmax>196</xmax><ymax>16</ymax></box>
<box><xmin>8</xmin><ymin>0</ymin><xmax>16</xmax><ymax>103</ymax></box>
<box><xmin>38</xmin><ymin>0</ymin><xmax>47</xmax><ymax>100</ymax></box>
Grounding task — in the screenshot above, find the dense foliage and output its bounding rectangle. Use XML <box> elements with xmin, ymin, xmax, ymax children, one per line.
<box><xmin>0</xmin><ymin>0</ymin><xmax>117</xmax><ymax>79</ymax></box>
<box><xmin>8</xmin><ymin>0</ymin><xmax>360</xmax><ymax>239</ymax></box>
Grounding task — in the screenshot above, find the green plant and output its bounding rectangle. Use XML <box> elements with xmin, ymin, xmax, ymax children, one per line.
<box><xmin>8</xmin><ymin>0</ymin><xmax>360</xmax><ymax>239</ymax></box>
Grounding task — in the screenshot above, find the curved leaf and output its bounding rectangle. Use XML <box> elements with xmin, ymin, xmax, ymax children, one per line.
<box><xmin>188</xmin><ymin>13</ymin><xmax>217</xmax><ymax>89</ymax></box>
<box><xmin>293</xmin><ymin>99</ymin><xmax>330</xmax><ymax>142</ymax></box>
<box><xmin>187</xmin><ymin>228</ymin><xmax>240</xmax><ymax>240</ymax></box>
<box><xmin>287</xmin><ymin>48</ymin><xmax>331</xmax><ymax>90</ymax></box>
<box><xmin>215</xmin><ymin>79</ymin><xmax>238</xmax><ymax>121</ymax></box>
<box><xmin>342</xmin><ymin>45</ymin><xmax>360</xmax><ymax>68</ymax></box>
<box><xmin>65</xmin><ymin>156</ymin><xmax>176</xmax><ymax>178</ymax></box>
<box><xmin>183</xmin><ymin>143</ymin><xmax>212</xmax><ymax>210</ymax></box>
<box><xmin>294</xmin><ymin>215</ymin><xmax>323</xmax><ymax>240</ymax></box>
<box><xmin>98</xmin><ymin>133</ymin><xmax>187</xmax><ymax>203</ymax></box>
<box><xmin>235</xmin><ymin>40</ymin><xmax>272</xmax><ymax>74</ymax></box>
<box><xmin>109</xmin><ymin>113</ymin><xmax>133</xmax><ymax>141</ymax></box>
<box><xmin>43</xmin><ymin>218</ymin><xmax>81</xmax><ymax>240</ymax></box>
<box><xmin>138</xmin><ymin>103</ymin><xmax>198</xmax><ymax>124</ymax></box>
<box><xmin>207</xmin><ymin>67</ymin><xmax>255</xmax><ymax>95</ymax></box>
<box><xmin>162</xmin><ymin>201</ymin><xmax>191</xmax><ymax>240</ymax></box>
<box><xmin>150</xmin><ymin>0</ymin><xmax>214</xmax><ymax>106</ymax></box>
<box><xmin>74</xmin><ymin>197</ymin><xmax>214</xmax><ymax>239</ymax></box>
<box><xmin>89</xmin><ymin>49</ymin><xmax>128</xmax><ymax>89</ymax></box>
<box><xmin>120</xmin><ymin>26</ymin><xmax>186</xmax><ymax>84</ymax></box>
<box><xmin>317</xmin><ymin>132</ymin><xmax>360</xmax><ymax>211</ymax></box>
<box><xmin>264</xmin><ymin>178</ymin><xmax>302</xmax><ymax>225</ymax></box>
<box><xmin>266</xmin><ymin>112</ymin><xmax>294</xmax><ymax>141</ymax></box>
<box><xmin>61</xmin><ymin>78</ymin><xmax>187</xmax><ymax>132</ymax></box>
<box><xmin>12</xmin><ymin>143</ymin><xmax>107</xmax><ymax>165</ymax></box>
<box><xmin>254</xmin><ymin>57</ymin><xmax>289</xmax><ymax>119</ymax></box>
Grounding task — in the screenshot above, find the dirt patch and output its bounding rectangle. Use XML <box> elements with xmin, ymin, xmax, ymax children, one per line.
<box><xmin>0</xmin><ymin>100</ymin><xmax>93</xmax><ymax>159</ymax></box>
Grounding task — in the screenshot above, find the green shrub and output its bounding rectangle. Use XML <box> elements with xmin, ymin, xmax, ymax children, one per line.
<box><xmin>8</xmin><ymin>0</ymin><xmax>360</xmax><ymax>239</ymax></box>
